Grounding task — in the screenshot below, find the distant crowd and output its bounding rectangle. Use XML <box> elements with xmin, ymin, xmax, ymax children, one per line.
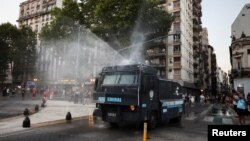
<box><xmin>182</xmin><ymin>90</ymin><xmax>250</xmax><ymax>125</ymax></box>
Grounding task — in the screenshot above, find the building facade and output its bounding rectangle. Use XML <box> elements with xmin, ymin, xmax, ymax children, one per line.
<box><xmin>200</xmin><ymin>28</ymin><xmax>210</xmax><ymax>95</ymax></box>
<box><xmin>193</xmin><ymin>0</ymin><xmax>203</xmax><ymax>90</ymax></box>
<box><xmin>230</xmin><ymin>3</ymin><xmax>250</xmax><ymax>97</ymax></box>
<box><xmin>17</xmin><ymin>0</ymin><xmax>63</xmax><ymax>33</ymax></box>
<box><xmin>145</xmin><ymin>0</ymin><xmax>202</xmax><ymax>94</ymax></box>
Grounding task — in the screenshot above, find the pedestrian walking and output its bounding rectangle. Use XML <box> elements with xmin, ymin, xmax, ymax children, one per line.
<box><xmin>233</xmin><ymin>91</ymin><xmax>239</xmax><ymax>113</ymax></box>
<box><xmin>32</xmin><ymin>88</ymin><xmax>36</xmax><ymax>98</ymax></box>
<box><xmin>22</xmin><ymin>87</ymin><xmax>25</xmax><ymax>100</ymax></box>
<box><xmin>11</xmin><ymin>88</ymin><xmax>15</xmax><ymax>96</ymax></box>
<box><xmin>184</xmin><ymin>93</ymin><xmax>191</xmax><ymax>117</ymax></box>
<box><xmin>2</xmin><ymin>87</ymin><xmax>7</xmax><ymax>97</ymax></box>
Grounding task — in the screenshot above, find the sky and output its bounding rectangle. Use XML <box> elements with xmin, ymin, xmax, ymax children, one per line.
<box><xmin>0</xmin><ymin>0</ymin><xmax>250</xmax><ymax>73</ymax></box>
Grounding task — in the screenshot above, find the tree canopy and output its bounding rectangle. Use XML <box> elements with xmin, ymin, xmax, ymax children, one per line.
<box><xmin>40</xmin><ymin>0</ymin><xmax>174</xmax><ymax>49</ymax></box>
<box><xmin>79</xmin><ymin>0</ymin><xmax>174</xmax><ymax>48</ymax></box>
<box><xmin>0</xmin><ymin>23</ymin><xmax>37</xmax><ymax>84</ymax></box>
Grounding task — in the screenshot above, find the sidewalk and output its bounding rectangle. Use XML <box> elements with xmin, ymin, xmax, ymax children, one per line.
<box><xmin>0</xmin><ymin>100</ymin><xmax>95</xmax><ymax>136</ymax></box>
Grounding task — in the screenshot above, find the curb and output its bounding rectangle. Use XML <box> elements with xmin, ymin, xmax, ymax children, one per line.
<box><xmin>31</xmin><ymin>116</ymin><xmax>89</xmax><ymax>128</ymax></box>
<box><xmin>0</xmin><ymin>108</ymin><xmax>41</xmax><ymax>122</ymax></box>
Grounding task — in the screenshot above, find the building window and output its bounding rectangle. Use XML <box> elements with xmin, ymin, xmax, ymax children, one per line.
<box><xmin>173</xmin><ymin>1</ymin><xmax>180</xmax><ymax>8</ymax></box>
<box><xmin>169</xmin><ymin>58</ymin><xmax>173</xmax><ymax>64</ymax></box>
<box><xmin>174</xmin><ymin>57</ymin><xmax>181</xmax><ymax>62</ymax></box>
<box><xmin>174</xmin><ymin>45</ymin><xmax>180</xmax><ymax>53</ymax></box>
<box><xmin>236</xmin><ymin>57</ymin><xmax>242</xmax><ymax>69</ymax></box>
<box><xmin>174</xmin><ymin>69</ymin><xmax>180</xmax><ymax>75</ymax></box>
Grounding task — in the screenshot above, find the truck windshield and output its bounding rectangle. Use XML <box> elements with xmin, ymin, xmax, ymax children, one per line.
<box><xmin>102</xmin><ymin>73</ymin><xmax>138</xmax><ymax>85</ymax></box>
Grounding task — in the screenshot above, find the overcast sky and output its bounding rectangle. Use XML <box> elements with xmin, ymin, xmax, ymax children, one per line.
<box><xmin>1</xmin><ymin>0</ymin><xmax>250</xmax><ymax>73</ymax></box>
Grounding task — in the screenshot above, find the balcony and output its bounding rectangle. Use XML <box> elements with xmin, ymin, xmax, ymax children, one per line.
<box><xmin>172</xmin><ymin>2</ymin><xmax>181</xmax><ymax>12</ymax></box>
<box><xmin>173</xmin><ymin>51</ymin><xmax>181</xmax><ymax>57</ymax></box>
<box><xmin>193</xmin><ymin>43</ymin><xmax>199</xmax><ymax>50</ymax></box>
<box><xmin>193</xmin><ymin>32</ymin><xmax>199</xmax><ymax>41</ymax></box>
<box><xmin>193</xmin><ymin>17</ymin><xmax>199</xmax><ymax>24</ymax></box>
<box><xmin>198</xmin><ymin>11</ymin><xmax>202</xmax><ymax>17</ymax></box>
<box><xmin>144</xmin><ymin>39</ymin><xmax>165</xmax><ymax>47</ymax></box>
<box><xmin>17</xmin><ymin>10</ymin><xmax>50</xmax><ymax>21</ymax></box>
<box><xmin>193</xmin><ymin>24</ymin><xmax>199</xmax><ymax>31</ymax></box>
<box><xmin>232</xmin><ymin>68</ymin><xmax>250</xmax><ymax>78</ymax></box>
<box><xmin>173</xmin><ymin>62</ymin><xmax>181</xmax><ymax>69</ymax></box>
<box><xmin>194</xmin><ymin>68</ymin><xmax>199</xmax><ymax>74</ymax></box>
<box><xmin>146</xmin><ymin>51</ymin><xmax>166</xmax><ymax>57</ymax></box>
<box><xmin>174</xmin><ymin>74</ymin><xmax>181</xmax><ymax>80</ymax></box>
<box><xmin>193</xmin><ymin>63</ymin><xmax>198</xmax><ymax>69</ymax></box>
<box><xmin>174</xmin><ymin>16</ymin><xmax>181</xmax><ymax>23</ymax></box>
<box><xmin>151</xmin><ymin>63</ymin><xmax>166</xmax><ymax>68</ymax></box>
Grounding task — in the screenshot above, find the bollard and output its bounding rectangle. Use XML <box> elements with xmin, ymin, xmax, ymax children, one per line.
<box><xmin>41</xmin><ymin>102</ymin><xmax>45</xmax><ymax>107</ymax></box>
<box><xmin>35</xmin><ymin>104</ymin><xmax>39</xmax><ymax>112</ymax></box>
<box><xmin>143</xmin><ymin>121</ymin><xmax>147</xmax><ymax>141</ymax></box>
<box><xmin>23</xmin><ymin>116</ymin><xmax>30</xmax><ymax>128</ymax></box>
<box><xmin>88</xmin><ymin>111</ymin><xmax>94</xmax><ymax>126</ymax></box>
<box><xmin>66</xmin><ymin>112</ymin><xmax>72</xmax><ymax>123</ymax></box>
<box><xmin>23</xmin><ymin>108</ymin><xmax>30</xmax><ymax>116</ymax></box>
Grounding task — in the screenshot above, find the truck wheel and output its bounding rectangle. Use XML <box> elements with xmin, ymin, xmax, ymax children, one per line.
<box><xmin>148</xmin><ymin>112</ymin><xmax>157</xmax><ymax>129</ymax></box>
<box><xmin>109</xmin><ymin>122</ymin><xmax>118</xmax><ymax>128</ymax></box>
<box><xmin>171</xmin><ymin>116</ymin><xmax>182</xmax><ymax>123</ymax></box>
<box><xmin>93</xmin><ymin>109</ymin><xmax>102</xmax><ymax>117</ymax></box>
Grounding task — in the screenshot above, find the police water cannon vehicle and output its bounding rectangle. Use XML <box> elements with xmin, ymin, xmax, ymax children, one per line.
<box><xmin>93</xmin><ymin>64</ymin><xmax>184</xmax><ymax>129</ymax></box>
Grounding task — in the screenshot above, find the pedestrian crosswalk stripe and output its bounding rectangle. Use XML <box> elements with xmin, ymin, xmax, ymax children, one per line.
<box><xmin>203</xmin><ymin>116</ymin><xmax>213</xmax><ymax>122</ymax></box>
<box><xmin>203</xmin><ymin>116</ymin><xmax>233</xmax><ymax>124</ymax></box>
<box><xmin>222</xmin><ymin>118</ymin><xmax>233</xmax><ymax>124</ymax></box>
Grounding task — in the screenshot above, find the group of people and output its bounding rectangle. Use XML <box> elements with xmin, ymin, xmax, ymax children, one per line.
<box><xmin>1</xmin><ymin>87</ymin><xmax>16</xmax><ymax>97</ymax></box>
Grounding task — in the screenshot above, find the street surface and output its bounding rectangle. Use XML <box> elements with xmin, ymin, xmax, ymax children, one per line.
<box><xmin>0</xmin><ymin>115</ymin><xmax>208</xmax><ymax>141</ymax></box>
<box><xmin>1</xmin><ymin>95</ymin><xmax>249</xmax><ymax>141</ymax></box>
<box><xmin>0</xmin><ymin>92</ymin><xmax>43</xmax><ymax>119</ymax></box>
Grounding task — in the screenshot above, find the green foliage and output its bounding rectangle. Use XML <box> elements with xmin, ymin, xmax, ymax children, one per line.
<box><xmin>0</xmin><ymin>23</ymin><xmax>19</xmax><ymax>83</ymax></box>
<box><xmin>40</xmin><ymin>0</ymin><xmax>174</xmax><ymax>49</ymax></box>
<box><xmin>0</xmin><ymin>23</ymin><xmax>37</xmax><ymax>84</ymax></box>
<box><xmin>79</xmin><ymin>0</ymin><xmax>174</xmax><ymax>48</ymax></box>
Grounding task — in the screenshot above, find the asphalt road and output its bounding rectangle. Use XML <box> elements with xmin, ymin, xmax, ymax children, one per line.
<box><xmin>0</xmin><ymin>115</ymin><xmax>209</xmax><ymax>141</ymax></box>
<box><xmin>0</xmin><ymin>102</ymin><xmax>242</xmax><ymax>141</ymax></box>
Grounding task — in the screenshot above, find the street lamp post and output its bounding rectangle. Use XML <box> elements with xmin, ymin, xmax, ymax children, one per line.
<box><xmin>75</xmin><ymin>25</ymin><xmax>81</xmax><ymax>84</ymax></box>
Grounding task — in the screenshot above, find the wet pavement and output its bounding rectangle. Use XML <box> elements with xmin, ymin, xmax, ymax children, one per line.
<box><xmin>203</xmin><ymin>103</ymin><xmax>250</xmax><ymax>125</ymax></box>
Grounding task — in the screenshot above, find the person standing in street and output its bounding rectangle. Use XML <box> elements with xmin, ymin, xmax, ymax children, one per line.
<box><xmin>236</xmin><ymin>92</ymin><xmax>247</xmax><ymax>125</ymax></box>
<box><xmin>184</xmin><ymin>93</ymin><xmax>191</xmax><ymax>117</ymax></box>
<box><xmin>21</xmin><ymin>87</ymin><xmax>25</xmax><ymax>100</ymax></box>
<box><xmin>32</xmin><ymin>88</ymin><xmax>36</xmax><ymax>98</ymax></box>
<box><xmin>232</xmin><ymin>91</ymin><xmax>239</xmax><ymax>114</ymax></box>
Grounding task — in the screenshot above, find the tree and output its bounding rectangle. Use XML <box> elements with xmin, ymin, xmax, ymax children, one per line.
<box><xmin>0</xmin><ymin>40</ymin><xmax>9</xmax><ymax>84</ymax></box>
<box><xmin>0</xmin><ymin>23</ymin><xmax>19</xmax><ymax>84</ymax></box>
<box><xmin>79</xmin><ymin>0</ymin><xmax>174</xmax><ymax>48</ymax></box>
<box><xmin>40</xmin><ymin>0</ymin><xmax>173</xmax><ymax>49</ymax></box>
<box><xmin>0</xmin><ymin>23</ymin><xmax>37</xmax><ymax>85</ymax></box>
<box><xmin>12</xmin><ymin>26</ymin><xmax>37</xmax><ymax>85</ymax></box>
